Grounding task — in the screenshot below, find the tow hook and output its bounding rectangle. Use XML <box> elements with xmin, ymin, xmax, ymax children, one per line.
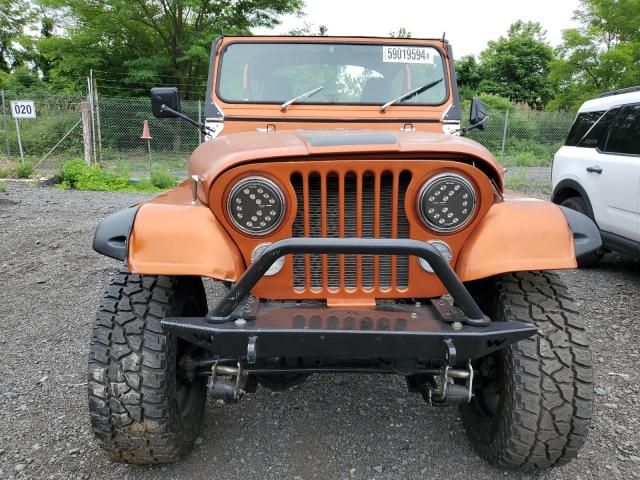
<box><xmin>208</xmin><ymin>361</ymin><xmax>248</xmax><ymax>403</ymax></box>
<box><xmin>428</xmin><ymin>360</ymin><xmax>474</xmax><ymax>406</ymax></box>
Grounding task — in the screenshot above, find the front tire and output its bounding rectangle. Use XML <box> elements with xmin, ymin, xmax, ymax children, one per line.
<box><xmin>88</xmin><ymin>272</ymin><xmax>208</xmax><ymax>464</ymax></box>
<box><xmin>461</xmin><ymin>271</ymin><xmax>593</xmax><ymax>471</ymax></box>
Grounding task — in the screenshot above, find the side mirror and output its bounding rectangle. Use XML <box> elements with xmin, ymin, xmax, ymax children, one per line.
<box><xmin>469</xmin><ymin>98</ymin><xmax>488</xmax><ymax>130</ymax></box>
<box><xmin>150</xmin><ymin>87</ymin><xmax>181</xmax><ymax>118</ymax></box>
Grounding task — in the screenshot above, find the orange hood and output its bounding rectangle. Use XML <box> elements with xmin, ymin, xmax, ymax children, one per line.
<box><xmin>189</xmin><ymin>130</ymin><xmax>504</xmax><ymax>199</ymax></box>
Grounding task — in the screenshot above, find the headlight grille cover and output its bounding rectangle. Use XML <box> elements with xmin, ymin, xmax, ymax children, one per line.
<box><xmin>227</xmin><ymin>176</ymin><xmax>285</xmax><ymax>235</ymax></box>
<box><xmin>418</xmin><ymin>173</ymin><xmax>477</xmax><ymax>232</ymax></box>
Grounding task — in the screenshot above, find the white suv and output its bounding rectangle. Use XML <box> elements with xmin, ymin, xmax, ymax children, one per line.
<box><xmin>552</xmin><ymin>87</ymin><xmax>640</xmax><ymax>266</ymax></box>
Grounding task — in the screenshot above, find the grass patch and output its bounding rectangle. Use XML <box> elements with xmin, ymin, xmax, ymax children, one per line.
<box><xmin>59</xmin><ymin>159</ymin><xmax>173</xmax><ymax>193</ymax></box>
<box><xmin>151</xmin><ymin>169</ymin><xmax>177</xmax><ymax>189</ymax></box>
<box><xmin>502</xmin><ymin>151</ymin><xmax>553</xmax><ymax>167</ymax></box>
<box><xmin>505</xmin><ymin>167</ymin><xmax>552</xmax><ymax>195</ymax></box>
<box><xmin>100</xmin><ymin>150</ymin><xmax>189</xmax><ymax>178</ymax></box>
<box><xmin>505</xmin><ymin>168</ymin><xmax>529</xmax><ymax>190</ymax></box>
<box><xmin>0</xmin><ymin>180</ymin><xmax>5</xmax><ymax>192</ymax></box>
<box><xmin>15</xmin><ymin>162</ymin><xmax>34</xmax><ymax>179</ymax></box>
<box><xmin>0</xmin><ymin>162</ymin><xmax>36</xmax><ymax>179</ymax></box>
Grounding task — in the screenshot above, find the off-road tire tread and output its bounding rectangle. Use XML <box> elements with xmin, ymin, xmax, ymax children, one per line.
<box><xmin>88</xmin><ymin>272</ymin><xmax>206</xmax><ymax>464</ymax></box>
<box><xmin>461</xmin><ymin>271</ymin><xmax>593</xmax><ymax>471</ymax></box>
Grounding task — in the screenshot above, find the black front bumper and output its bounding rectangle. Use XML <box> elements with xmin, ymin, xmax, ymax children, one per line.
<box><xmin>163</xmin><ymin>300</ymin><xmax>536</xmax><ymax>362</ymax></box>
<box><xmin>161</xmin><ymin>238</ymin><xmax>538</xmax><ymax>364</ymax></box>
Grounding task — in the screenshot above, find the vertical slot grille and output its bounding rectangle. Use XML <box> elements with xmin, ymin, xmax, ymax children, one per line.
<box><xmin>292</xmin><ymin>169</ymin><xmax>412</xmax><ymax>293</ymax></box>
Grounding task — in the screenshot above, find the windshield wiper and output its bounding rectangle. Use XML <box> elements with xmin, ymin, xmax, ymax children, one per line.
<box><xmin>280</xmin><ymin>86</ymin><xmax>324</xmax><ymax>112</ymax></box>
<box><xmin>379</xmin><ymin>78</ymin><xmax>444</xmax><ymax>113</ymax></box>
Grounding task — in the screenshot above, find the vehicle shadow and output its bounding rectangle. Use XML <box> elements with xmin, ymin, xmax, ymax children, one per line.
<box><xmin>592</xmin><ymin>253</ymin><xmax>639</xmax><ymax>275</ymax></box>
<box><xmin>128</xmin><ymin>374</ymin><xmax>539</xmax><ymax>480</ymax></box>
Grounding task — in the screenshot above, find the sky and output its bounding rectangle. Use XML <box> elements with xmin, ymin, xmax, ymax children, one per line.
<box><xmin>255</xmin><ymin>0</ymin><xmax>582</xmax><ymax>57</ymax></box>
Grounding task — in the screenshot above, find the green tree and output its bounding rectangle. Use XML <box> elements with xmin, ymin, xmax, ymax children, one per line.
<box><xmin>455</xmin><ymin>54</ymin><xmax>482</xmax><ymax>100</ymax></box>
<box><xmin>0</xmin><ymin>65</ymin><xmax>47</xmax><ymax>91</ymax></box>
<box><xmin>477</xmin><ymin>21</ymin><xmax>555</xmax><ymax>109</ymax></box>
<box><xmin>0</xmin><ymin>0</ymin><xmax>35</xmax><ymax>72</ymax></box>
<box><xmin>549</xmin><ymin>0</ymin><xmax>640</xmax><ymax>110</ymax></box>
<box><xmin>38</xmin><ymin>0</ymin><xmax>303</xmax><ymax>97</ymax></box>
<box><xmin>0</xmin><ymin>0</ymin><xmax>59</xmax><ymax>91</ymax></box>
<box><xmin>389</xmin><ymin>27</ymin><xmax>411</xmax><ymax>38</ymax></box>
<box><xmin>288</xmin><ymin>22</ymin><xmax>329</xmax><ymax>36</ymax></box>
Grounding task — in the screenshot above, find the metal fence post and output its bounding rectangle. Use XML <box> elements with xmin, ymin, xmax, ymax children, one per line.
<box><xmin>198</xmin><ymin>100</ymin><xmax>202</xmax><ymax>144</ymax></box>
<box><xmin>14</xmin><ymin>117</ymin><xmax>24</xmax><ymax>164</ymax></box>
<box><xmin>500</xmin><ymin>109</ymin><xmax>509</xmax><ymax>162</ymax></box>
<box><xmin>1</xmin><ymin>89</ymin><xmax>9</xmax><ymax>157</ymax></box>
<box><xmin>92</xmin><ymin>75</ymin><xmax>103</xmax><ymax>164</ymax></box>
<box><xmin>87</xmin><ymin>75</ymin><xmax>97</xmax><ymax>164</ymax></box>
<box><xmin>81</xmin><ymin>101</ymin><xmax>93</xmax><ymax>165</ymax></box>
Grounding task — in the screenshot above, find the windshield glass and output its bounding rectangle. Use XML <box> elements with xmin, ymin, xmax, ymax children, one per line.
<box><xmin>217</xmin><ymin>42</ymin><xmax>448</xmax><ymax>106</ymax></box>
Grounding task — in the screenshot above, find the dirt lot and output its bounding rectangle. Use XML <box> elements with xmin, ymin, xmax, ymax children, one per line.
<box><xmin>1</xmin><ymin>181</ymin><xmax>639</xmax><ymax>480</ymax></box>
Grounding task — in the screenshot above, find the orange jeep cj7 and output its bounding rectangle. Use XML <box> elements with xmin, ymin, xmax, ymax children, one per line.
<box><xmin>89</xmin><ymin>36</ymin><xmax>599</xmax><ymax>471</ymax></box>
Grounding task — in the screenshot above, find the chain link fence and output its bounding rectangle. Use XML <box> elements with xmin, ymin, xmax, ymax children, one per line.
<box><xmin>465</xmin><ymin>109</ymin><xmax>577</xmax><ymax>167</ymax></box>
<box><xmin>0</xmin><ymin>91</ymin><xmax>87</xmax><ymax>177</ymax></box>
<box><xmin>97</xmin><ymin>96</ymin><xmax>204</xmax><ymax>178</ymax></box>
<box><xmin>0</xmin><ymin>89</ymin><xmax>577</xmax><ymax>179</ymax></box>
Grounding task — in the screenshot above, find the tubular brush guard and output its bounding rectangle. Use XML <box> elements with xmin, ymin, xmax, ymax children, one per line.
<box><xmin>210</xmin><ymin>238</ymin><xmax>488</xmax><ymax>324</ymax></box>
<box><xmin>161</xmin><ymin>238</ymin><xmax>538</xmax><ymax>365</ymax></box>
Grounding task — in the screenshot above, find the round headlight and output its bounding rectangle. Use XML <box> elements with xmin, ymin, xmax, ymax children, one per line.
<box><xmin>418</xmin><ymin>240</ymin><xmax>452</xmax><ymax>273</ymax></box>
<box><xmin>227</xmin><ymin>176</ymin><xmax>285</xmax><ymax>235</ymax></box>
<box><xmin>251</xmin><ymin>242</ymin><xmax>284</xmax><ymax>276</ymax></box>
<box><xmin>417</xmin><ymin>173</ymin><xmax>477</xmax><ymax>232</ymax></box>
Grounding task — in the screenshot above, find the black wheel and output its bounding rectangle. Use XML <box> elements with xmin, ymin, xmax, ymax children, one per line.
<box><xmin>560</xmin><ymin>196</ymin><xmax>603</xmax><ymax>267</ymax></box>
<box><xmin>461</xmin><ymin>271</ymin><xmax>593</xmax><ymax>471</ymax></box>
<box><xmin>88</xmin><ymin>272</ymin><xmax>208</xmax><ymax>464</ymax></box>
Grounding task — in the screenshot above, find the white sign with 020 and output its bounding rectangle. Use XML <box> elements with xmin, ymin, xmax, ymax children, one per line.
<box><xmin>10</xmin><ymin>100</ymin><xmax>37</xmax><ymax>119</ymax></box>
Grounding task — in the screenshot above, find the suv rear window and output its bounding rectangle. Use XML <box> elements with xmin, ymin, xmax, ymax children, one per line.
<box><xmin>581</xmin><ymin>108</ymin><xmax>619</xmax><ymax>148</ymax></box>
<box><xmin>565</xmin><ymin>111</ymin><xmax>605</xmax><ymax>147</ymax></box>
<box><xmin>603</xmin><ymin>104</ymin><xmax>640</xmax><ymax>155</ymax></box>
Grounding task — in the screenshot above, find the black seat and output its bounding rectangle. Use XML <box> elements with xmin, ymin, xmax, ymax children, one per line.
<box><xmin>360</xmin><ymin>77</ymin><xmax>391</xmax><ymax>103</ymax></box>
<box><xmin>261</xmin><ymin>76</ymin><xmax>293</xmax><ymax>101</ymax></box>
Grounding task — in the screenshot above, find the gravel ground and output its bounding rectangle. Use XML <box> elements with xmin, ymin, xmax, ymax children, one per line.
<box><xmin>1</xmin><ymin>179</ymin><xmax>639</xmax><ymax>480</ymax></box>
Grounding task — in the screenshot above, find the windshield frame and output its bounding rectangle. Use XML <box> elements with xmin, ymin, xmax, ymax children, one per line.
<box><xmin>214</xmin><ymin>39</ymin><xmax>451</xmax><ymax>108</ymax></box>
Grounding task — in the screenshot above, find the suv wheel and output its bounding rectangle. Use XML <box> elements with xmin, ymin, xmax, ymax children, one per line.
<box><xmin>461</xmin><ymin>271</ymin><xmax>593</xmax><ymax>471</ymax></box>
<box><xmin>560</xmin><ymin>196</ymin><xmax>603</xmax><ymax>267</ymax></box>
<box><xmin>88</xmin><ymin>272</ymin><xmax>208</xmax><ymax>464</ymax></box>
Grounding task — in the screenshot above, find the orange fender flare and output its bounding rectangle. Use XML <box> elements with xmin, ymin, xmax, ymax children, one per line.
<box><xmin>127</xmin><ymin>183</ymin><xmax>244</xmax><ymax>281</ymax></box>
<box><xmin>456</xmin><ymin>197</ymin><xmax>577</xmax><ymax>282</ymax></box>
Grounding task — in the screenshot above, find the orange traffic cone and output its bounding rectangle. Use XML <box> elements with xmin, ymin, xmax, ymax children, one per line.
<box><xmin>140</xmin><ymin>120</ymin><xmax>152</xmax><ymax>140</ymax></box>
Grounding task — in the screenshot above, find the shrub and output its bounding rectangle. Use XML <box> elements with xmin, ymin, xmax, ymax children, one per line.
<box><xmin>151</xmin><ymin>169</ymin><xmax>176</xmax><ymax>189</ymax></box>
<box><xmin>59</xmin><ymin>159</ymin><xmax>160</xmax><ymax>193</ymax></box>
<box><xmin>0</xmin><ymin>180</ymin><xmax>6</xmax><ymax>192</ymax></box>
<box><xmin>75</xmin><ymin>165</ymin><xmax>130</xmax><ymax>191</ymax></box>
<box><xmin>60</xmin><ymin>158</ymin><xmax>88</xmax><ymax>188</ymax></box>
<box><xmin>15</xmin><ymin>162</ymin><xmax>33</xmax><ymax>179</ymax></box>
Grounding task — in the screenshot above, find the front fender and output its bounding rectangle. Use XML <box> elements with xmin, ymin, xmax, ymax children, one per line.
<box><xmin>93</xmin><ymin>182</ymin><xmax>244</xmax><ymax>281</ymax></box>
<box><xmin>456</xmin><ymin>196</ymin><xmax>600</xmax><ymax>282</ymax></box>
